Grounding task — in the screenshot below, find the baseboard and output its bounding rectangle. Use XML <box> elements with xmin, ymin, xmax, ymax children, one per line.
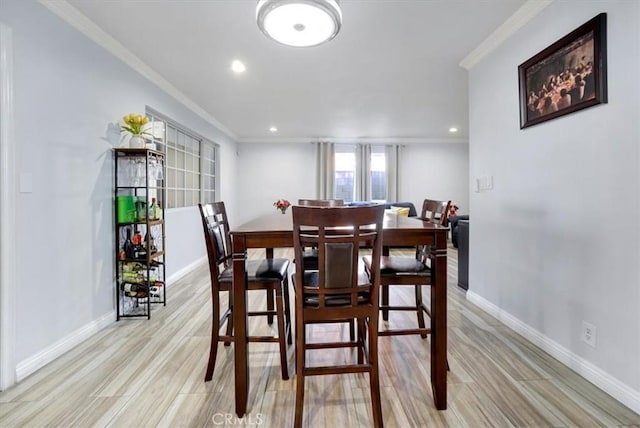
<box><xmin>14</xmin><ymin>258</ymin><xmax>206</xmax><ymax>383</ymax></box>
<box><xmin>166</xmin><ymin>256</ymin><xmax>206</xmax><ymax>286</ymax></box>
<box><xmin>15</xmin><ymin>311</ymin><xmax>116</xmax><ymax>382</ymax></box>
<box><xmin>466</xmin><ymin>291</ymin><xmax>640</xmax><ymax>414</ymax></box>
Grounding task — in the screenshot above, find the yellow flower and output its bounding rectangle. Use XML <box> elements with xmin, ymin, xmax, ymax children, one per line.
<box><xmin>120</xmin><ymin>112</ymin><xmax>151</xmax><ymax>137</ymax></box>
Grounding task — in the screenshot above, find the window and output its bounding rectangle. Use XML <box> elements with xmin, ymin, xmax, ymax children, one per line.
<box><xmin>333</xmin><ymin>144</ymin><xmax>386</xmax><ymax>202</ymax></box>
<box><xmin>335</xmin><ymin>146</ymin><xmax>356</xmax><ymax>202</ymax></box>
<box><xmin>146</xmin><ymin>109</ymin><xmax>219</xmax><ymax>208</ymax></box>
<box><xmin>370</xmin><ymin>146</ymin><xmax>386</xmax><ymax>202</ymax></box>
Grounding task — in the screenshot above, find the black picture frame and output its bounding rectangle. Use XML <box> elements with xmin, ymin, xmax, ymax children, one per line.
<box><xmin>518</xmin><ymin>13</ymin><xmax>607</xmax><ymax>129</ymax></box>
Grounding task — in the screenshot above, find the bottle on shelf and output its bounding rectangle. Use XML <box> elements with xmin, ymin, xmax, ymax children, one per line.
<box><xmin>123</xmin><ymin>228</ymin><xmax>135</xmax><ymax>260</ymax></box>
<box><xmin>148</xmin><ymin>198</ymin><xmax>158</xmax><ymax>220</ymax></box>
<box><xmin>143</xmin><ymin>231</ymin><xmax>157</xmax><ymax>254</ymax></box>
<box><xmin>136</xmin><ymin>198</ymin><xmax>147</xmax><ymax>222</ymax></box>
<box><xmin>132</xmin><ymin>230</ymin><xmax>146</xmax><ymax>260</ymax></box>
<box><xmin>121</xmin><ymin>282</ymin><xmax>148</xmax><ymax>298</ymax></box>
<box><xmin>155</xmin><ymin>200</ymin><xmax>162</xmax><ymax>220</ymax></box>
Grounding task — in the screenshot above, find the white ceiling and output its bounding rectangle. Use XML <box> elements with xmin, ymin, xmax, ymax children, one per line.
<box><xmin>64</xmin><ymin>0</ymin><xmax>528</xmax><ymax>143</ymax></box>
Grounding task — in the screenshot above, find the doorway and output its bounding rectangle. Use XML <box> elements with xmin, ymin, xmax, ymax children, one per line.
<box><xmin>0</xmin><ymin>22</ymin><xmax>17</xmax><ymax>390</ymax></box>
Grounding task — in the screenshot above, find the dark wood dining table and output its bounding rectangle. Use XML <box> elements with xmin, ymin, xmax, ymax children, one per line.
<box><xmin>230</xmin><ymin>210</ymin><xmax>449</xmax><ymax>416</ymax></box>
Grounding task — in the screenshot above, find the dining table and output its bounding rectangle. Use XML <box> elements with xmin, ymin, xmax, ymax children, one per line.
<box><xmin>230</xmin><ymin>209</ymin><xmax>449</xmax><ymax>417</ymax></box>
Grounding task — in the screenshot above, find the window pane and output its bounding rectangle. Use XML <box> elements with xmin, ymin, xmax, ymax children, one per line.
<box><xmin>167</xmin><ymin>146</ymin><xmax>175</xmax><ymax>166</ymax></box>
<box><xmin>177</xmin><ymin>170</ymin><xmax>185</xmax><ymax>188</ymax></box>
<box><xmin>167</xmin><ymin>126</ymin><xmax>176</xmax><ymax>148</ymax></box>
<box><xmin>184</xmin><ymin>153</ymin><xmax>192</xmax><ymax>172</ymax></box>
<box><xmin>335</xmin><ymin>151</ymin><xmax>356</xmax><ymax>202</ymax></box>
<box><xmin>177</xmin><ymin>150</ymin><xmax>185</xmax><ymax>170</ymax></box>
<box><xmin>187</xmin><ymin>172</ymin><xmax>194</xmax><ymax>189</ymax></box>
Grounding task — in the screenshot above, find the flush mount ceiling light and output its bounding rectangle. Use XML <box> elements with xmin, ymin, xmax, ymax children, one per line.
<box><xmin>256</xmin><ymin>0</ymin><xmax>342</xmax><ymax>47</ymax></box>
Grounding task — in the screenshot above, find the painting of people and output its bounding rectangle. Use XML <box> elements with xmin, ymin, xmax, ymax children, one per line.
<box><xmin>519</xmin><ymin>14</ymin><xmax>607</xmax><ymax>129</ymax></box>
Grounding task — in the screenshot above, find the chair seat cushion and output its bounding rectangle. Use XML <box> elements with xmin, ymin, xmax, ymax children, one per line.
<box><xmin>219</xmin><ymin>258</ymin><xmax>290</xmax><ymax>282</ymax></box>
<box><xmin>363</xmin><ymin>255</ymin><xmax>430</xmax><ymax>276</ymax></box>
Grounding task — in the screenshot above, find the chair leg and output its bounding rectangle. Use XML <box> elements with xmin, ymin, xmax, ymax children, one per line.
<box><xmin>267</xmin><ymin>288</ymin><xmax>275</xmax><ymax>325</ymax></box>
<box><xmin>294</xmin><ymin>321</ymin><xmax>305</xmax><ymax>428</ymax></box>
<box><xmin>275</xmin><ymin>286</ymin><xmax>289</xmax><ymax>380</ymax></box>
<box><xmin>381</xmin><ymin>285</ymin><xmax>389</xmax><ymax>321</ymax></box>
<box><xmin>414</xmin><ymin>285</ymin><xmax>428</xmax><ymax>339</ymax></box>
<box><xmin>368</xmin><ymin>318</ymin><xmax>384</xmax><ymax>427</ymax></box>
<box><xmin>283</xmin><ymin>277</ymin><xmax>293</xmax><ymax>345</ymax></box>
<box><xmin>205</xmin><ymin>290</ymin><xmax>222</xmax><ymax>382</ymax></box>
<box><xmin>357</xmin><ymin>318</ymin><xmax>366</xmax><ymax>364</ymax></box>
<box><xmin>349</xmin><ymin>319</ymin><xmax>355</xmax><ymax>342</ymax></box>
<box><xmin>224</xmin><ymin>289</ymin><xmax>233</xmax><ymax>347</ymax></box>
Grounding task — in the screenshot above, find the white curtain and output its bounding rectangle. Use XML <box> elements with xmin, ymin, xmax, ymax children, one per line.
<box><xmin>314</xmin><ymin>142</ymin><xmax>335</xmax><ymax>199</ymax></box>
<box><xmin>355</xmin><ymin>144</ymin><xmax>371</xmax><ymax>201</ymax></box>
<box><xmin>385</xmin><ymin>144</ymin><xmax>401</xmax><ymax>202</ymax></box>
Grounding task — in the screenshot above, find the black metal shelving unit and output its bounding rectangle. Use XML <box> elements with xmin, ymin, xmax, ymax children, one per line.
<box><xmin>114</xmin><ymin>148</ymin><xmax>166</xmax><ymax>320</ymax></box>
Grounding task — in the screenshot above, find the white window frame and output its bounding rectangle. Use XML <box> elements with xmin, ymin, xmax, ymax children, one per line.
<box><xmin>145</xmin><ymin>109</ymin><xmax>219</xmax><ymax>208</ymax></box>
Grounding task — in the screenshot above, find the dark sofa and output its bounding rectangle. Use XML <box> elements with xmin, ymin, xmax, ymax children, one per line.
<box><xmin>448</xmin><ymin>215</ymin><xmax>469</xmax><ymax>248</ymax></box>
<box><xmin>346</xmin><ymin>201</ymin><xmax>418</xmax><ymax>217</ymax></box>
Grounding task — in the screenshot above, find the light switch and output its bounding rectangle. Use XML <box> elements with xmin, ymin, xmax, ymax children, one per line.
<box><xmin>19</xmin><ymin>173</ymin><xmax>33</xmax><ymax>193</ymax></box>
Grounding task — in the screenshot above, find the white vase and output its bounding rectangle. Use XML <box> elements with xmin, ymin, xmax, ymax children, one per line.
<box><xmin>129</xmin><ymin>135</ymin><xmax>145</xmax><ymax>148</ymax></box>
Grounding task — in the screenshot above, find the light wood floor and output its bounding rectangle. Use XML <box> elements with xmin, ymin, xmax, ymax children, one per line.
<box><xmin>1</xmin><ymin>246</ymin><xmax>639</xmax><ymax>427</ymax></box>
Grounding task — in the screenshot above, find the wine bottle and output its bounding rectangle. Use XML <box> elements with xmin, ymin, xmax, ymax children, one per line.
<box><xmin>132</xmin><ymin>230</ymin><xmax>146</xmax><ymax>260</ymax></box>
<box><xmin>136</xmin><ymin>198</ymin><xmax>147</xmax><ymax>221</ymax></box>
<box><xmin>149</xmin><ymin>197</ymin><xmax>158</xmax><ymax>220</ymax></box>
<box><xmin>123</xmin><ymin>228</ymin><xmax>135</xmax><ymax>260</ymax></box>
<box><xmin>155</xmin><ymin>200</ymin><xmax>162</xmax><ymax>220</ymax></box>
<box><xmin>143</xmin><ymin>231</ymin><xmax>157</xmax><ymax>254</ymax></box>
<box><xmin>121</xmin><ymin>283</ymin><xmax>148</xmax><ymax>298</ymax></box>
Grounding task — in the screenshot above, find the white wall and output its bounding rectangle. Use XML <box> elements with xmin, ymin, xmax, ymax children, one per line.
<box><xmin>468</xmin><ymin>0</ymin><xmax>640</xmax><ymax>411</ymax></box>
<box><xmin>235</xmin><ymin>143</ymin><xmax>316</xmax><ymax>225</ymax></box>
<box><xmin>235</xmin><ymin>142</ymin><xmax>470</xmax><ymax>225</ymax></box>
<box><xmin>400</xmin><ymin>143</ymin><xmax>469</xmax><ymax>213</ymax></box>
<box><xmin>1</xmin><ymin>0</ymin><xmax>237</xmax><ymax>377</ymax></box>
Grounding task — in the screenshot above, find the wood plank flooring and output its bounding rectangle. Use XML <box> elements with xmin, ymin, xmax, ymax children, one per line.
<box><xmin>1</xmin><ymin>246</ymin><xmax>638</xmax><ymax>427</ymax></box>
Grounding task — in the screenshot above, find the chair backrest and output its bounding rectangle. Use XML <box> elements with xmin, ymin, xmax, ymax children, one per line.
<box><xmin>420</xmin><ymin>199</ymin><xmax>452</xmax><ymax>226</ymax></box>
<box><xmin>297</xmin><ymin>199</ymin><xmax>344</xmax><ymax>207</ymax></box>
<box><xmin>198</xmin><ymin>202</ymin><xmax>233</xmax><ymax>282</ymax></box>
<box><xmin>292</xmin><ymin>205</ymin><xmax>384</xmax><ymax>308</ymax></box>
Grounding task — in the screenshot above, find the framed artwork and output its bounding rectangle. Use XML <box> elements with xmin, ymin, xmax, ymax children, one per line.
<box><xmin>518</xmin><ymin>13</ymin><xmax>607</xmax><ymax>129</ymax></box>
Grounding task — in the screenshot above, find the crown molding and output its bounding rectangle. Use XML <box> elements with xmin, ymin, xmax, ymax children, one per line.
<box><xmin>459</xmin><ymin>0</ymin><xmax>553</xmax><ymax>71</ymax></box>
<box><xmin>38</xmin><ymin>0</ymin><xmax>238</xmax><ymax>141</ymax></box>
<box><xmin>237</xmin><ymin>136</ymin><xmax>468</xmax><ymax>145</ymax></box>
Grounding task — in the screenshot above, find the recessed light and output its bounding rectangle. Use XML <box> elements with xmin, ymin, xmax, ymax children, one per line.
<box><xmin>269</xmin><ymin>126</ymin><xmax>278</xmax><ymax>132</ymax></box>
<box><xmin>449</xmin><ymin>127</ymin><xmax>458</xmax><ymax>133</ymax></box>
<box><xmin>231</xmin><ymin>60</ymin><xmax>246</xmax><ymax>73</ymax></box>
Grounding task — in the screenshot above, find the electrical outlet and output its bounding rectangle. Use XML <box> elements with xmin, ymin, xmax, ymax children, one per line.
<box><xmin>581</xmin><ymin>321</ymin><xmax>597</xmax><ymax>348</ymax></box>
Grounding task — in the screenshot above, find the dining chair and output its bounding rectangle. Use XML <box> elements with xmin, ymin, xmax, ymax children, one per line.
<box><xmin>292</xmin><ymin>204</ymin><xmax>385</xmax><ymax>427</ymax></box>
<box><xmin>198</xmin><ymin>202</ymin><xmax>292</xmax><ymax>381</ymax></box>
<box><xmin>295</xmin><ymin>198</ymin><xmax>354</xmax><ymax>340</ymax></box>
<box><xmin>419</xmin><ymin>198</ymin><xmax>452</xmax><ymax>226</ymax></box>
<box><xmin>297</xmin><ymin>198</ymin><xmax>344</xmax><ymax>207</ymax></box>
<box><xmin>364</xmin><ymin>198</ymin><xmax>451</xmax><ymax>338</ymax></box>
